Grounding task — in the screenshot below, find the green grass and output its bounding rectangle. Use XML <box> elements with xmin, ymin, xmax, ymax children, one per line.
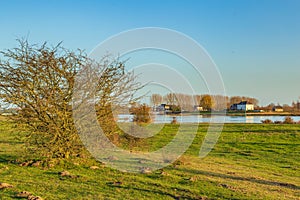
<box><xmin>0</xmin><ymin>120</ymin><xmax>299</xmax><ymax>199</ymax></box>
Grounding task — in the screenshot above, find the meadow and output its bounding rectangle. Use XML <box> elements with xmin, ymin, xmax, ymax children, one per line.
<box><xmin>0</xmin><ymin>119</ymin><xmax>299</xmax><ymax>199</ymax></box>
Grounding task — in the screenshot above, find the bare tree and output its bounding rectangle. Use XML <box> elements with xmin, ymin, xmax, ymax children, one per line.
<box><xmin>212</xmin><ymin>95</ymin><xmax>228</xmax><ymax>111</ymax></box>
<box><xmin>0</xmin><ymin>40</ymin><xmax>139</xmax><ymax>161</ymax></box>
<box><xmin>164</xmin><ymin>93</ymin><xmax>177</xmax><ymax>105</ymax></box>
<box><xmin>229</xmin><ymin>96</ymin><xmax>242</xmax><ymax>106</ymax></box>
<box><xmin>176</xmin><ymin>93</ymin><xmax>193</xmax><ymax>111</ymax></box>
<box><xmin>150</xmin><ymin>94</ymin><xmax>163</xmax><ymax>106</ymax></box>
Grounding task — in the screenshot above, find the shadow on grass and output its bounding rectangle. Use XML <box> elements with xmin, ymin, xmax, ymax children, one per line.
<box><xmin>225</xmin><ymin>142</ymin><xmax>299</xmax><ymax>145</ymax></box>
<box><xmin>106</xmin><ymin>181</ymin><xmax>201</xmax><ymax>199</ymax></box>
<box><xmin>0</xmin><ymin>154</ymin><xmax>19</xmax><ymax>163</ymax></box>
<box><xmin>180</xmin><ymin>168</ymin><xmax>300</xmax><ymax>190</ymax></box>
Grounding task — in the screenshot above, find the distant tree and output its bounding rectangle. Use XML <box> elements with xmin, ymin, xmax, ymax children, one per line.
<box><xmin>292</xmin><ymin>101</ymin><xmax>300</xmax><ymax>111</ymax></box>
<box><xmin>229</xmin><ymin>96</ymin><xmax>242</xmax><ymax>105</ymax></box>
<box><xmin>212</xmin><ymin>95</ymin><xmax>228</xmax><ymax>111</ymax></box>
<box><xmin>283</xmin><ymin>104</ymin><xmax>292</xmax><ymax>112</ymax></box>
<box><xmin>265</xmin><ymin>103</ymin><xmax>275</xmax><ymax>111</ymax></box>
<box><xmin>176</xmin><ymin>93</ymin><xmax>193</xmax><ymax>111</ymax></box>
<box><xmin>194</xmin><ymin>95</ymin><xmax>202</xmax><ymax>105</ymax></box>
<box><xmin>246</xmin><ymin>97</ymin><xmax>259</xmax><ymax>107</ymax></box>
<box><xmin>200</xmin><ymin>95</ymin><xmax>214</xmax><ymax>111</ymax></box>
<box><xmin>164</xmin><ymin>93</ymin><xmax>177</xmax><ymax>105</ymax></box>
<box><xmin>292</xmin><ymin>101</ymin><xmax>296</xmax><ymax>109</ymax></box>
<box><xmin>150</xmin><ymin>94</ymin><xmax>163</xmax><ymax>106</ymax></box>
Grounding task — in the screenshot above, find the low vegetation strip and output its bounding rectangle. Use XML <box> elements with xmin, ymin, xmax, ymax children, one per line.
<box><xmin>0</xmin><ymin>120</ymin><xmax>299</xmax><ymax>199</ymax></box>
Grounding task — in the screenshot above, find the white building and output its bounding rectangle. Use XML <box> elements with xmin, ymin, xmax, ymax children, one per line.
<box><xmin>231</xmin><ymin>101</ymin><xmax>254</xmax><ymax>111</ymax></box>
<box><xmin>236</xmin><ymin>101</ymin><xmax>254</xmax><ymax>111</ymax></box>
<box><xmin>272</xmin><ymin>106</ymin><xmax>283</xmax><ymax>112</ymax></box>
<box><xmin>193</xmin><ymin>105</ymin><xmax>203</xmax><ymax>111</ymax></box>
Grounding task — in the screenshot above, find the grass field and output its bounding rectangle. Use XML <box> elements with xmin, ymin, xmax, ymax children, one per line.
<box><xmin>0</xmin><ymin>120</ymin><xmax>299</xmax><ymax>199</ymax></box>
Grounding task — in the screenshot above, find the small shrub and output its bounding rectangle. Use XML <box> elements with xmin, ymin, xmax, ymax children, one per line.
<box><xmin>261</xmin><ymin>119</ymin><xmax>273</xmax><ymax>124</ymax></box>
<box><xmin>274</xmin><ymin>121</ymin><xmax>282</xmax><ymax>124</ymax></box>
<box><xmin>171</xmin><ymin>117</ymin><xmax>178</xmax><ymax>124</ymax></box>
<box><xmin>283</xmin><ymin>116</ymin><xmax>295</xmax><ymax>124</ymax></box>
<box><xmin>130</xmin><ymin>104</ymin><xmax>151</xmax><ymax>124</ymax></box>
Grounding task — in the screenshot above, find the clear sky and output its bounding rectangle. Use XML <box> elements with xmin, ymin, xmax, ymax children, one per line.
<box><xmin>1</xmin><ymin>0</ymin><xmax>300</xmax><ymax>106</ymax></box>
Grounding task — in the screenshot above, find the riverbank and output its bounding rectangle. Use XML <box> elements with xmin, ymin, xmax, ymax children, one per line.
<box><xmin>228</xmin><ymin>111</ymin><xmax>300</xmax><ymax>116</ymax></box>
<box><xmin>175</xmin><ymin>111</ymin><xmax>300</xmax><ymax>116</ymax></box>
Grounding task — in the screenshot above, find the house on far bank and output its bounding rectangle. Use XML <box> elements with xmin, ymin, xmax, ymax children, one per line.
<box><xmin>230</xmin><ymin>101</ymin><xmax>254</xmax><ymax>111</ymax></box>
<box><xmin>155</xmin><ymin>104</ymin><xmax>172</xmax><ymax>113</ymax></box>
<box><xmin>194</xmin><ymin>105</ymin><xmax>203</xmax><ymax>111</ymax></box>
<box><xmin>273</xmin><ymin>106</ymin><xmax>283</xmax><ymax>112</ymax></box>
<box><xmin>155</xmin><ymin>104</ymin><xmax>182</xmax><ymax>114</ymax></box>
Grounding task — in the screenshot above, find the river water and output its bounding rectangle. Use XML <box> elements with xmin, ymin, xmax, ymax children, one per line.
<box><xmin>118</xmin><ymin>114</ymin><xmax>300</xmax><ymax>124</ymax></box>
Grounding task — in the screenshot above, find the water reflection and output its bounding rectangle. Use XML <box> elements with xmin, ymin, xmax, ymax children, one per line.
<box><xmin>118</xmin><ymin>114</ymin><xmax>300</xmax><ymax>124</ymax></box>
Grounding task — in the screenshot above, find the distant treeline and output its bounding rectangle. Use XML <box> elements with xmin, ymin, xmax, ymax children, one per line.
<box><xmin>150</xmin><ymin>93</ymin><xmax>259</xmax><ymax>111</ymax></box>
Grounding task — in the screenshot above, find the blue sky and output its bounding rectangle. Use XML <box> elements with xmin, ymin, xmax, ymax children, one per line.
<box><xmin>1</xmin><ymin>0</ymin><xmax>300</xmax><ymax>105</ymax></box>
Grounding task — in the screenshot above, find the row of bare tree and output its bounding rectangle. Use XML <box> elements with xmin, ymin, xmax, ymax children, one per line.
<box><xmin>150</xmin><ymin>93</ymin><xmax>259</xmax><ymax>111</ymax></box>
<box><xmin>260</xmin><ymin>102</ymin><xmax>300</xmax><ymax>112</ymax></box>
